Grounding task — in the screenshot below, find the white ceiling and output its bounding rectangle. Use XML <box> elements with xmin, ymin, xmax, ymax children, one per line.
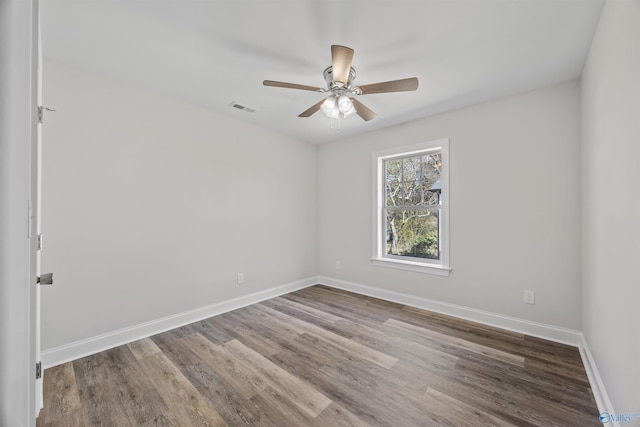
<box><xmin>40</xmin><ymin>0</ymin><xmax>604</xmax><ymax>144</ymax></box>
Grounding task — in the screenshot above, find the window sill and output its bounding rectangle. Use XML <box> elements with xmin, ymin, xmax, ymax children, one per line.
<box><xmin>371</xmin><ymin>257</ymin><xmax>451</xmax><ymax>276</ymax></box>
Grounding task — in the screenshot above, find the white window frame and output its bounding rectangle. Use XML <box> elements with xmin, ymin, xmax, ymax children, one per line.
<box><xmin>371</xmin><ymin>138</ymin><xmax>450</xmax><ymax>276</ymax></box>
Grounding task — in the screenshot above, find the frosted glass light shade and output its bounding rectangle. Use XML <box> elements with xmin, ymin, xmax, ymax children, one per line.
<box><xmin>321</xmin><ymin>97</ymin><xmax>340</xmax><ymax>119</ymax></box>
<box><xmin>337</xmin><ymin>95</ymin><xmax>352</xmax><ymax>112</ymax></box>
<box><xmin>321</xmin><ymin>95</ymin><xmax>355</xmax><ymax>119</ymax></box>
<box><xmin>338</xmin><ymin>95</ymin><xmax>356</xmax><ymax>117</ymax></box>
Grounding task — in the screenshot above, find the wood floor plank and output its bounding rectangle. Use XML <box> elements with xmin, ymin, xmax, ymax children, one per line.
<box><xmin>426</xmin><ymin>374</ymin><xmax>546</xmax><ymax>426</ymax></box>
<box><xmin>248</xmin><ymin>385</ymin><xmax>314</xmax><ymax>426</ymax></box>
<box><xmin>182</xmin><ymin>333</ymin><xmax>268</xmax><ymax>400</ymax></box>
<box><xmin>524</xmin><ymin>355</ymin><xmax>592</xmax><ymax>386</ymax></box>
<box><xmin>189</xmin><ymin>317</ymin><xmax>236</xmax><ymax>345</ymax></box>
<box><xmin>266</xmin><ymin>333</ymin><xmax>333</xmax><ymax>376</ymax></box>
<box><xmin>37</xmin><ymin>409</ymin><xmax>86</xmax><ymax>427</ymax></box>
<box><xmin>74</xmin><ymin>378</ymin><xmax>137</xmax><ymax>426</ymax></box>
<box><xmin>223</xmin><ymin>338</ymin><xmax>333</xmax><ymax>419</ymax></box>
<box><xmin>117</xmin><ymin>361</ymin><xmax>178</xmax><ymax>426</ymax></box>
<box><xmin>181</xmin><ymin>364</ymin><xmax>278</xmax><ymax>427</ymax></box>
<box><xmin>450</xmin><ymin>361</ymin><xmax>599</xmax><ymax>426</ymax></box>
<box><xmin>423</xmin><ymin>387</ymin><xmax>517</xmax><ymax>427</ymax></box>
<box><xmin>318</xmin><ymin>355</ymin><xmax>425</xmax><ymax>410</ymax></box>
<box><xmin>264</xmin><ymin>295</ymin><xmax>344</xmax><ymax>324</ymax></box>
<box><xmin>284</xmin><ymin>288</ymin><xmax>394</xmax><ymax>324</ymax></box>
<box><xmin>36</xmin><ymin>363</ymin><xmax>83</xmax><ymax>427</ymax></box>
<box><xmin>312</xmin><ymin>402</ymin><xmax>373</xmax><ymax>427</ymax></box>
<box><xmin>235</xmin><ymin>305</ymin><xmax>306</xmax><ymax>339</ymax></box>
<box><xmin>208</xmin><ymin>311</ymin><xmax>286</xmax><ymax>356</ymax></box>
<box><xmin>385</xmin><ymin>318</ymin><xmax>526</xmax><ymax>367</ymax></box>
<box><xmin>152</xmin><ymin>332</ymin><xmax>272</xmax><ymax>427</ymax></box>
<box><xmin>253</xmin><ymin>303</ymin><xmax>398</xmax><ymax>369</ymax></box>
<box><xmin>127</xmin><ymin>337</ymin><xmax>161</xmax><ymax>360</ymax></box>
<box><xmin>401</xmin><ymin>305</ymin><xmax>526</xmax><ymax>342</ymax></box>
<box><xmin>270</xmin><ymin>334</ymin><xmax>426</xmax><ymax>426</ymax></box>
<box><xmin>304</xmin><ymin>357</ymin><xmax>429</xmax><ymax>427</ymax></box>
<box><xmin>38</xmin><ymin>285</ymin><xmax>600</xmax><ymax>427</ymax></box>
<box><xmin>335</xmin><ymin>318</ymin><xmax>460</xmax><ymax>370</ymax></box>
<box><xmin>140</xmin><ymin>352</ymin><xmax>228</xmax><ymax>426</ymax></box>
<box><xmin>454</xmin><ymin>356</ymin><xmax>598</xmax><ymax>413</ymax></box>
<box><xmin>139</xmin><ymin>413</ymin><xmax>178</xmax><ymax>427</ymax></box>
<box><xmin>432</xmin><ymin>361</ymin><xmax>600</xmax><ymax>426</ymax></box>
<box><xmin>73</xmin><ymin>346</ymin><xmax>170</xmax><ymax>427</ymax></box>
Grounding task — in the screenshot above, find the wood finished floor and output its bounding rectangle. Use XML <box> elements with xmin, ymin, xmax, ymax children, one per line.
<box><xmin>37</xmin><ymin>285</ymin><xmax>600</xmax><ymax>427</ymax></box>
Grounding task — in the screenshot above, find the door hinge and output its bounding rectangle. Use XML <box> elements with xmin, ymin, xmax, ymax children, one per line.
<box><xmin>38</xmin><ymin>106</ymin><xmax>56</xmax><ymax>124</ymax></box>
<box><xmin>36</xmin><ymin>361</ymin><xmax>42</xmax><ymax>380</ymax></box>
<box><xmin>37</xmin><ymin>233</ymin><xmax>43</xmax><ymax>251</ymax></box>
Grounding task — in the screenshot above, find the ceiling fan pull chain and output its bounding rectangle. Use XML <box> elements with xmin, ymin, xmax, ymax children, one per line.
<box><xmin>329</xmin><ymin>117</ymin><xmax>342</xmax><ymax>134</ymax></box>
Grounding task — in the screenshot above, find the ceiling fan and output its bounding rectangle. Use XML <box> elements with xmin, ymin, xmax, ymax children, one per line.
<box><xmin>263</xmin><ymin>45</ymin><xmax>419</xmax><ymax>122</ymax></box>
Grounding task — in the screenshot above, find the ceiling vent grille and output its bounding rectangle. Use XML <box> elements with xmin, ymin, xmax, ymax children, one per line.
<box><xmin>229</xmin><ymin>101</ymin><xmax>256</xmax><ymax>113</ymax></box>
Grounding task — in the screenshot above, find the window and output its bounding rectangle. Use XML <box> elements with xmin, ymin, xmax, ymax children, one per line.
<box><xmin>372</xmin><ymin>139</ymin><xmax>450</xmax><ymax>276</ymax></box>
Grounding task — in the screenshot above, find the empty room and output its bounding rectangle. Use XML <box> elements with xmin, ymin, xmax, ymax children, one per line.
<box><xmin>1</xmin><ymin>0</ymin><xmax>639</xmax><ymax>426</ymax></box>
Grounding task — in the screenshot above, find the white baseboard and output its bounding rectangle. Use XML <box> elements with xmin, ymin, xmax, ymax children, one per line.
<box><xmin>41</xmin><ymin>277</ymin><xmax>317</xmax><ymax>368</ymax></box>
<box><xmin>318</xmin><ymin>276</ymin><xmax>583</xmax><ymax>346</ymax></box>
<box><xmin>579</xmin><ymin>335</ymin><xmax>617</xmax><ymax>425</ymax></box>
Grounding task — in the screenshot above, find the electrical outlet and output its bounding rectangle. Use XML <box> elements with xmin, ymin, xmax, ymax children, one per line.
<box><xmin>523</xmin><ymin>290</ymin><xmax>535</xmax><ymax>305</ymax></box>
<box><xmin>237</xmin><ymin>273</ymin><xmax>244</xmax><ymax>284</ymax></box>
<box><xmin>335</xmin><ymin>261</ymin><xmax>341</xmax><ymax>270</ymax></box>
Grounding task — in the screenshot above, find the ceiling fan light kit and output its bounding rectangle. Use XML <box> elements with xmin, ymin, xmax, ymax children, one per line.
<box><xmin>321</xmin><ymin>95</ymin><xmax>356</xmax><ymax>120</ymax></box>
<box><xmin>263</xmin><ymin>45</ymin><xmax>419</xmax><ymax>123</ymax></box>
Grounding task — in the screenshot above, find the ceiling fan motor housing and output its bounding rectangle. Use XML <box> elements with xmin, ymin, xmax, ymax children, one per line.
<box><xmin>323</xmin><ymin>66</ymin><xmax>357</xmax><ymax>92</ymax></box>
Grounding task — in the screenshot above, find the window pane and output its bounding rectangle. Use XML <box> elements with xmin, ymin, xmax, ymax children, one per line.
<box><xmin>416</xmin><ymin>188</ymin><xmax>440</xmax><ymax>206</ymax></box>
<box><xmin>385</xmin><ymin>159</ymin><xmax>402</xmax><ymax>183</ymax></box>
<box><xmin>421</xmin><ymin>153</ymin><xmax>442</xmax><ymax>185</ymax></box>
<box><xmin>403</xmin><ymin>183</ymin><xmax>439</xmax><ymax>206</ymax></box>
<box><xmin>402</xmin><ymin>182</ymin><xmax>417</xmax><ymax>205</ymax></box>
<box><xmin>402</xmin><ymin>156</ymin><xmax>421</xmax><ymax>182</ymax></box>
<box><xmin>385</xmin><ymin>183</ymin><xmax>403</xmax><ymax>206</ymax></box>
<box><xmin>385</xmin><ymin>208</ymin><xmax>440</xmax><ymax>260</ymax></box>
<box><xmin>386</xmin><ymin>152</ymin><xmax>442</xmax><ymax>207</ymax></box>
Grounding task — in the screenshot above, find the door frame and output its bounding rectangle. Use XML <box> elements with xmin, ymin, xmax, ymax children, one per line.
<box><xmin>0</xmin><ymin>0</ymin><xmax>40</xmax><ymax>425</ymax></box>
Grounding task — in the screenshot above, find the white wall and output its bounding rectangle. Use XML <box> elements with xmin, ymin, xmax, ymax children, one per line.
<box><xmin>318</xmin><ymin>82</ymin><xmax>582</xmax><ymax>330</ymax></box>
<box><xmin>581</xmin><ymin>0</ymin><xmax>640</xmax><ymax>415</ymax></box>
<box><xmin>40</xmin><ymin>60</ymin><xmax>317</xmax><ymax>351</ymax></box>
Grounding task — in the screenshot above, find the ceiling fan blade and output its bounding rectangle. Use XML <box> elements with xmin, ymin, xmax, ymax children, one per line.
<box><xmin>263</xmin><ymin>80</ymin><xmax>323</xmax><ymax>92</ymax></box>
<box><xmin>298</xmin><ymin>99</ymin><xmax>325</xmax><ymax>117</ymax></box>
<box><xmin>356</xmin><ymin>77</ymin><xmax>419</xmax><ymax>95</ymax></box>
<box><xmin>331</xmin><ymin>45</ymin><xmax>354</xmax><ymax>86</ymax></box>
<box><xmin>350</xmin><ymin>98</ymin><xmax>377</xmax><ymax>121</ymax></box>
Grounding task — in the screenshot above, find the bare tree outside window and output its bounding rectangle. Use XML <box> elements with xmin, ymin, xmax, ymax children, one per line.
<box><xmin>384</xmin><ymin>152</ymin><xmax>442</xmax><ymax>260</ymax></box>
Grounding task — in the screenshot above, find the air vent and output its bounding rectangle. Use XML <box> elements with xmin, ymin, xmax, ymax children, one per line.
<box><xmin>229</xmin><ymin>101</ymin><xmax>256</xmax><ymax>113</ymax></box>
